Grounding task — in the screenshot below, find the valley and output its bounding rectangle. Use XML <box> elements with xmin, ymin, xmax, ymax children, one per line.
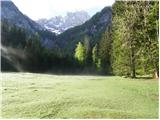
<box><xmin>1</xmin><ymin>0</ymin><xmax>159</xmax><ymax>119</ymax></box>
<box><xmin>1</xmin><ymin>73</ymin><xmax>158</xmax><ymax>118</ymax></box>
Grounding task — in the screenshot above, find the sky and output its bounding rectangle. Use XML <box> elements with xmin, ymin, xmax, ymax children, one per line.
<box><xmin>11</xmin><ymin>0</ymin><xmax>115</xmax><ymax>20</ymax></box>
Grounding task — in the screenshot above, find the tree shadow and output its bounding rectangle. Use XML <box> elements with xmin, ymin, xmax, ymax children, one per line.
<box><xmin>135</xmin><ymin>76</ymin><xmax>154</xmax><ymax>79</ymax></box>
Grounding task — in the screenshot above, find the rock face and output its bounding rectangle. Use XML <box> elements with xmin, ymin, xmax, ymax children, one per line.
<box><xmin>1</xmin><ymin>1</ymin><xmax>112</xmax><ymax>50</ymax></box>
<box><xmin>1</xmin><ymin>1</ymin><xmax>43</xmax><ymax>32</ymax></box>
<box><xmin>36</xmin><ymin>11</ymin><xmax>90</xmax><ymax>34</ymax></box>
<box><xmin>56</xmin><ymin>7</ymin><xmax>112</xmax><ymax>51</ymax></box>
<box><xmin>1</xmin><ymin>1</ymin><xmax>56</xmax><ymax>48</ymax></box>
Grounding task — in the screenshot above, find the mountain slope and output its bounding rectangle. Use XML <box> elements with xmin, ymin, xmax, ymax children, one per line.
<box><xmin>36</xmin><ymin>11</ymin><xmax>90</xmax><ymax>34</ymax></box>
<box><xmin>1</xmin><ymin>1</ymin><xmax>56</xmax><ymax>48</ymax></box>
<box><xmin>1</xmin><ymin>1</ymin><xmax>43</xmax><ymax>32</ymax></box>
<box><xmin>1</xmin><ymin>1</ymin><xmax>112</xmax><ymax>51</ymax></box>
<box><xmin>55</xmin><ymin>7</ymin><xmax>112</xmax><ymax>53</ymax></box>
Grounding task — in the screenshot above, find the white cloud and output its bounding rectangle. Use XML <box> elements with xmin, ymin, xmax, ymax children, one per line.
<box><xmin>12</xmin><ymin>0</ymin><xmax>115</xmax><ymax>20</ymax></box>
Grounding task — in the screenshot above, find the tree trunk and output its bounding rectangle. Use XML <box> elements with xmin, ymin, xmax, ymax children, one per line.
<box><xmin>130</xmin><ymin>47</ymin><xmax>136</xmax><ymax>78</ymax></box>
<box><xmin>153</xmin><ymin>63</ymin><xmax>159</xmax><ymax>79</ymax></box>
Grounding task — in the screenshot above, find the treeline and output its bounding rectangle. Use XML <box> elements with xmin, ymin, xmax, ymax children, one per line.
<box><xmin>1</xmin><ymin>1</ymin><xmax>159</xmax><ymax>78</ymax></box>
<box><xmin>1</xmin><ymin>20</ymin><xmax>111</xmax><ymax>74</ymax></box>
<box><xmin>74</xmin><ymin>25</ymin><xmax>112</xmax><ymax>75</ymax></box>
<box><xmin>73</xmin><ymin>1</ymin><xmax>159</xmax><ymax>78</ymax></box>
<box><xmin>111</xmin><ymin>1</ymin><xmax>159</xmax><ymax>78</ymax></box>
<box><xmin>1</xmin><ymin>21</ymin><xmax>81</xmax><ymax>73</ymax></box>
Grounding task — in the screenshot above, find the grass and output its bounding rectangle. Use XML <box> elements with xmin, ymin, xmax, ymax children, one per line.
<box><xmin>1</xmin><ymin>72</ymin><xmax>159</xmax><ymax>118</ymax></box>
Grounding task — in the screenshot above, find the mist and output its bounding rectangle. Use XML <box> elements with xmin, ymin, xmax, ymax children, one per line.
<box><xmin>1</xmin><ymin>45</ymin><xmax>26</xmax><ymax>72</ymax></box>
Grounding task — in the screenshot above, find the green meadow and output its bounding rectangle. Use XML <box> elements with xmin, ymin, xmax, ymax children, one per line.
<box><xmin>1</xmin><ymin>73</ymin><xmax>159</xmax><ymax>118</ymax></box>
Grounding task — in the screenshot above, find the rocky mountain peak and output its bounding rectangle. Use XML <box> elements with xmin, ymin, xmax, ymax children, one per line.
<box><xmin>36</xmin><ymin>11</ymin><xmax>90</xmax><ymax>34</ymax></box>
<box><xmin>1</xmin><ymin>1</ymin><xmax>44</xmax><ymax>32</ymax></box>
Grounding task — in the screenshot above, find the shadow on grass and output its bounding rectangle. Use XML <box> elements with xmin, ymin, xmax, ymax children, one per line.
<box><xmin>122</xmin><ymin>75</ymin><xmax>155</xmax><ymax>80</ymax></box>
<box><xmin>135</xmin><ymin>76</ymin><xmax>153</xmax><ymax>79</ymax></box>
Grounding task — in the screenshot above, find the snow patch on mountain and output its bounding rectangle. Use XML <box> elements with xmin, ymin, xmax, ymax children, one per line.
<box><xmin>36</xmin><ymin>11</ymin><xmax>90</xmax><ymax>34</ymax></box>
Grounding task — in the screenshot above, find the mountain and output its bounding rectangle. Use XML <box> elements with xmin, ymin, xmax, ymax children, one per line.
<box><xmin>36</xmin><ymin>11</ymin><xmax>90</xmax><ymax>34</ymax></box>
<box><xmin>1</xmin><ymin>1</ymin><xmax>56</xmax><ymax>48</ymax></box>
<box><xmin>1</xmin><ymin>1</ymin><xmax>43</xmax><ymax>32</ymax></box>
<box><xmin>1</xmin><ymin>1</ymin><xmax>112</xmax><ymax>51</ymax></box>
<box><xmin>1</xmin><ymin>1</ymin><xmax>112</xmax><ymax>72</ymax></box>
<box><xmin>55</xmin><ymin>7</ymin><xmax>112</xmax><ymax>54</ymax></box>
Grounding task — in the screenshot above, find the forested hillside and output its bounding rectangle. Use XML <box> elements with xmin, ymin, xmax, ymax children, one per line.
<box><xmin>1</xmin><ymin>1</ymin><xmax>159</xmax><ymax>119</ymax></box>
<box><xmin>1</xmin><ymin>1</ymin><xmax>159</xmax><ymax>78</ymax></box>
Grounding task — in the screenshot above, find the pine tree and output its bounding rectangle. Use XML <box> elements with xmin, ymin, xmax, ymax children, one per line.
<box><xmin>112</xmin><ymin>1</ymin><xmax>159</xmax><ymax>78</ymax></box>
<box><xmin>83</xmin><ymin>35</ymin><xmax>92</xmax><ymax>65</ymax></box>
<box><xmin>143</xmin><ymin>1</ymin><xmax>159</xmax><ymax>78</ymax></box>
<box><xmin>98</xmin><ymin>26</ymin><xmax>112</xmax><ymax>74</ymax></box>
<box><xmin>92</xmin><ymin>44</ymin><xmax>101</xmax><ymax>69</ymax></box>
<box><xmin>92</xmin><ymin>44</ymin><xmax>98</xmax><ymax>64</ymax></box>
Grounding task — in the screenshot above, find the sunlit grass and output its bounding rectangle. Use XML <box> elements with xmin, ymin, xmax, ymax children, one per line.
<box><xmin>1</xmin><ymin>72</ymin><xmax>159</xmax><ymax>118</ymax></box>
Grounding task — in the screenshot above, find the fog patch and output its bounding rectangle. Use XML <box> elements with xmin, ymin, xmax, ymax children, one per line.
<box><xmin>1</xmin><ymin>45</ymin><xmax>27</xmax><ymax>72</ymax></box>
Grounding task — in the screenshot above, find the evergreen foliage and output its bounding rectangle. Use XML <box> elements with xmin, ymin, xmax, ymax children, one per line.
<box><xmin>112</xmin><ymin>1</ymin><xmax>159</xmax><ymax>78</ymax></box>
<box><xmin>1</xmin><ymin>1</ymin><xmax>159</xmax><ymax>78</ymax></box>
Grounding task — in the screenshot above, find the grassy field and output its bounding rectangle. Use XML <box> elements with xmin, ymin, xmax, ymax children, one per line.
<box><xmin>1</xmin><ymin>72</ymin><xmax>159</xmax><ymax>118</ymax></box>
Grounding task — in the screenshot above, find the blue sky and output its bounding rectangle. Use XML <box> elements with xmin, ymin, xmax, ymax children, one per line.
<box><xmin>12</xmin><ymin>0</ymin><xmax>115</xmax><ymax>20</ymax></box>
